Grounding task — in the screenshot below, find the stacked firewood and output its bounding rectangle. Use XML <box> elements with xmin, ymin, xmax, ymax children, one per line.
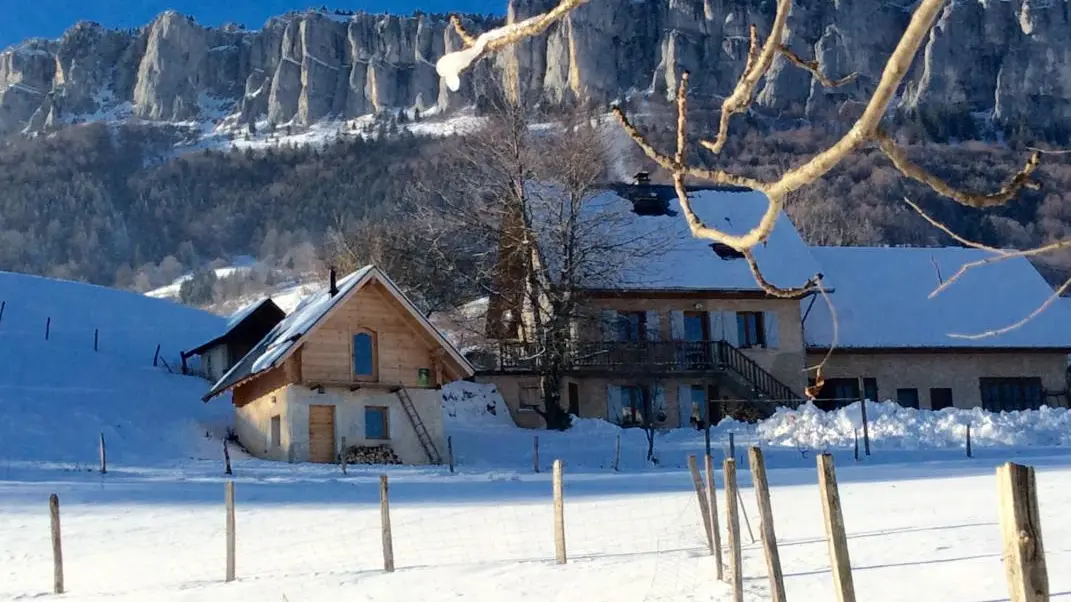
<box><xmin>343</xmin><ymin>445</ymin><xmax>401</xmax><ymax>465</ymax></box>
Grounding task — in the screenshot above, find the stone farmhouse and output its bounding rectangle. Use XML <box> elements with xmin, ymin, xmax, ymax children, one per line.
<box><xmin>475</xmin><ymin>174</ymin><xmax>1071</xmax><ymax>429</ymax></box>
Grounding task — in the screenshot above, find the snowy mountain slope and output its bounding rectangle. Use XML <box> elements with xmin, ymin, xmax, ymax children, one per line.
<box><xmin>0</xmin><ymin>271</ymin><xmax>231</xmax><ymax>466</ymax></box>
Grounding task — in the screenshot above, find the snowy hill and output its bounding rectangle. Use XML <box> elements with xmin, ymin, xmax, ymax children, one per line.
<box><xmin>0</xmin><ymin>270</ymin><xmax>231</xmax><ymax>466</ymax></box>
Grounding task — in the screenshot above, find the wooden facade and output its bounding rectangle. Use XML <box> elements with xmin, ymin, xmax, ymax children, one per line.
<box><xmin>210</xmin><ymin>267</ymin><xmax>475</xmax><ymax>464</ymax></box>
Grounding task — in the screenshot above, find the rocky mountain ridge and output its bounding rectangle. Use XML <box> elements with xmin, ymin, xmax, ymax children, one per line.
<box><xmin>1</xmin><ymin>0</ymin><xmax>1069</xmax><ymax>138</ymax></box>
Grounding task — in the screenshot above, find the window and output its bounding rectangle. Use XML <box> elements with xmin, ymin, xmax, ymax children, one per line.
<box><xmin>620</xmin><ymin>385</ymin><xmax>647</xmax><ymax>426</ymax></box>
<box><xmin>929</xmin><ymin>388</ymin><xmax>953</xmax><ymax>410</ymax></box>
<box><xmin>616</xmin><ymin>312</ymin><xmax>646</xmax><ymax>342</ymax></box>
<box><xmin>980</xmin><ymin>378</ymin><xmax>1043</xmax><ymax>412</ymax></box>
<box><xmin>270</xmin><ymin>415</ymin><xmax>281</xmax><ymax>449</ymax></box>
<box><xmin>736</xmin><ymin>312</ymin><xmax>766</xmax><ymax>348</ymax></box>
<box><xmin>682</xmin><ymin>312</ymin><xmax>709</xmax><ymax>342</ymax></box>
<box><xmin>896</xmin><ymin>388</ymin><xmax>920</xmax><ymax>409</ymax></box>
<box><xmin>365</xmin><ymin>406</ymin><xmax>389</xmax><ymax>440</ymax></box>
<box><xmin>863</xmin><ymin>378</ymin><xmax>878</xmax><ymax>402</ymax></box>
<box><xmin>519</xmin><ymin>385</ymin><xmax>541</xmax><ymax>412</ymax></box>
<box><xmin>353</xmin><ymin>330</ymin><xmax>376</xmax><ymax>378</ymax></box>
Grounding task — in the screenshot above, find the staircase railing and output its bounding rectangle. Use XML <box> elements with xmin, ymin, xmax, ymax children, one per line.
<box><xmin>712</xmin><ymin>341</ymin><xmax>801</xmax><ymax>403</ymax></box>
<box><xmin>394</xmin><ymin>386</ymin><xmax>442</xmax><ymax>464</ymax></box>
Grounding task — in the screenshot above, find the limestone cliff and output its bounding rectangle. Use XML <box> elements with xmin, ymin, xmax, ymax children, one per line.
<box><xmin>1</xmin><ymin>1</ymin><xmax>1069</xmax><ymax>137</ymax></box>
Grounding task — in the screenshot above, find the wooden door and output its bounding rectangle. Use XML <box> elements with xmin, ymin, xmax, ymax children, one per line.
<box><xmin>308</xmin><ymin>405</ymin><xmax>336</xmax><ymax>463</ymax></box>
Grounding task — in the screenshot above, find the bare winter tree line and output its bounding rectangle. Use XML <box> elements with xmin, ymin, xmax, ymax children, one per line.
<box><xmin>437</xmin><ymin>0</ymin><xmax>1070</xmax><ymax>396</ymax></box>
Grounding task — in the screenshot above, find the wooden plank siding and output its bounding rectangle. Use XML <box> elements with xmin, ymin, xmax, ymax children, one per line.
<box><xmin>300</xmin><ymin>282</ymin><xmax>442</xmax><ymax>388</ymax></box>
<box><xmin>233</xmin><ymin>362</ymin><xmax>291</xmax><ymax>408</ymax></box>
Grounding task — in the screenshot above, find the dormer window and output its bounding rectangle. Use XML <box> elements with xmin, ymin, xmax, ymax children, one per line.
<box><xmin>711</xmin><ymin>242</ymin><xmax>745</xmax><ymax>260</ymax></box>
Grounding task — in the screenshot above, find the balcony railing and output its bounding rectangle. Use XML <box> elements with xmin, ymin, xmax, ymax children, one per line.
<box><xmin>496</xmin><ymin>340</ymin><xmax>800</xmax><ymax>402</ymax></box>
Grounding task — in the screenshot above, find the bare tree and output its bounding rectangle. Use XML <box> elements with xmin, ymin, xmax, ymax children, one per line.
<box><xmin>415</xmin><ymin>79</ymin><xmax>665</xmax><ymax>428</ymax></box>
<box><xmin>438</xmin><ymin>0</ymin><xmax>1060</xmax><ymax>394</ymax></box>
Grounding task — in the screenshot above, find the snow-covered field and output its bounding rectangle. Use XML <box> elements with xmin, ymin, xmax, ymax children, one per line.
<box><xmin>3</xmin><ymin>270</ymin><xmax>1071</xmax><ymax>601</ymax></box>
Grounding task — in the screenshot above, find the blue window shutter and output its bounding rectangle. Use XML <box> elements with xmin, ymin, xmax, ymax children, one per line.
<box><xmin>365</xmin><ymin>406</ymin><xmax>387</xmax><ymax>439</ymax></box>
<box><xmin>353</xmin><ymin>332</ymin><xmax>374</xmax><ymax>376</ymax></box>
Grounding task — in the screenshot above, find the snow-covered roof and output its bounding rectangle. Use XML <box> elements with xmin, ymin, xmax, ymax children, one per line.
<box><xmin>185</xmin><ymin>297</ymin><xmax>285</xmax><ymax>356</ymax></box>
<box><xmin>804</xmin><ymin>246</ymin><xmax>1071</xmax><ymax>349</ymax></box>
<box><xmin>203</xmin><ymin>266</ymin><xmax>475</xmax><ymax>400</ymax></box>
<box><xmin>534</xmin><ymin>185</ymin><xmax>823</xmax><ymax>293</ymax></box>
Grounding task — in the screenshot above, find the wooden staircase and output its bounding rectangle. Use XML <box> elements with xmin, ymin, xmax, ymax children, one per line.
<box><xmin>394</xmin><ymin>386</ymin><xmax>442</xmax><ymax>464</ymax></box>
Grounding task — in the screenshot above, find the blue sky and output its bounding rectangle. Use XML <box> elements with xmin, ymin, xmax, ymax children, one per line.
<box><xmin>2</xmin><ymin>1</ymin><xmax>504</xmax><ymax>48</ymax></box>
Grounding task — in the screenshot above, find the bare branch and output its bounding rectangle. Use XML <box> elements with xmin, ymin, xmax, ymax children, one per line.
<box><xmin>804</xmin><ymin>280</ymin><xmax>837</xmax><ymax>401</ymax></box>
<box><xmin>902</xmin><ymin>196</ymin><xmax>1006</xmax><ymax>254</ymax></box>
<box><xmin>608</xmin><ymin>106</ymin><xmax>766</xmax><ymax>190</ymax></box>
<box><xmin>777</xmin><ymin>45</ymin><xmax>859</xmax><ymax>88</ymax></box>
<box><xmin>437</xmin><ymin>0</ymin><xmax>589</xmax><ymax>91</ymax></box>
<box><xmin>930</xmin><ymin>238</ymin><xmax>1071</xmax><ymax>298</ymax></box>
<box><xmin>948</xmin><ymin>274</ymin><xmax>1071</xmax><ymax>340</ymax></box>
<box><xmin>744</xmin><ymin>251</ymin><xmax>822</xmax><ymax>298</ymax></box>
<box><xmin>1026</xmin><ymin>146</ymin><xmax>1071</xmax><ymax>155</ymax></box>
<box><xmin>450</xmin><ymin>15</ymin><xmax>478</xmax><ymax>46</ymax></box>
<box><xmin>700</xmin><ymin>0</ymin><xmax>793</xmax><ymax>155</ymax></box>
<box><xmin>877</xmin><ymin>130</ymin><xmax>1042</xmax><ymax>209</ymax></box>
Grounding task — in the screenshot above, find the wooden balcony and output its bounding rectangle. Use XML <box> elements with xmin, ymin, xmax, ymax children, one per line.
<box><xmin>495</xmin><ymin>340</ymin><xmax>800</xmax><ymax>402</ymax></box>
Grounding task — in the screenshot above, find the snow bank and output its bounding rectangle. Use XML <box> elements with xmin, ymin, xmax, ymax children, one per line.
<box><xmin>753</xmin><ymin>401</ymin><xmax>1071</xmax><ymax>449</ymax></box>
<box><xmin>0</xmin><ymin>271</ymin><xmax>231</xmax><ymax>466</ymax></box>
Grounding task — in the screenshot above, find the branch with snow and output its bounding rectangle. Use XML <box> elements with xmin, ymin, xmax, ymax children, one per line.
<box><xmin>436</xmin><ymin>0</ymin><xmax>590</xmax><ymax>92</ymax></box>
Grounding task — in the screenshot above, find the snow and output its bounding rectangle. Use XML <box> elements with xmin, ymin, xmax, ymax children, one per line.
<box><xmin>5</xmin><ymin>272</ymin><xmax>1071</xmax><ymax>602</ymax></box>
<box><xmin>540</xmin><ymin>187</ymin><xmax>823</xmax><ymax>292</ymax></box>
<box><xmin>436</xmin><ymin>16</ymin><xmax>546</xmax><ymax>92</ymax></box>
<box><xmin>11</xmin><ymin>271</ymin><xmax>1071</xmax><ymax>601</ymax></box>
<box><xmin>805</xmin><ymin>246</ymin><xmax>1071</xmax><ymax>348</ymax></box>
<box><xmin>145</xmin><ymin>265</ymin><xmax>253</xmax><ymax>301</ymax></box>
<box><xmin>755</xmin><ymin>400</ymin><xmax>1071</xmax><ymax>449</ymax></box>
<box><xmin>6</xmin><ymin>375</ymin><xmax>1071</xmax><ymax>601</ymax></box>
<box><xmin>0</xmin><ymin>270</ymin><xmax>230</xmax><ymax>466</ymax></box>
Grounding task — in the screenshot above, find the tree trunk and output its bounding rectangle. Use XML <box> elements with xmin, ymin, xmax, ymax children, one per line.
<box><xmin>541</xmin><ymin>369</ymin><xmax>571</xmax><ymax>430</ymax></box>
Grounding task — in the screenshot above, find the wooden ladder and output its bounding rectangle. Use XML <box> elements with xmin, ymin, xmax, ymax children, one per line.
<box><xmin>394</xmin><ymin>386</ymin><xmax>442</xmax><ymax>464</ymax></box>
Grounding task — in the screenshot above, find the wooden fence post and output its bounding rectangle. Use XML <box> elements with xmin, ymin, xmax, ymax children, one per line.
<box><xmin>705</xmin><ymin>454</ymin><xmax>724</xmax><ymax>581</ymax></box>
<box><xmin>612</xmin><ymin>434</ymin><xmax>621</xmax><ymax>472</ymax></box>
<box><xmin>45</xmin><ymin>317</ymin><xmax>51</xmax><ymax>341</ymax></box>
<box><xmin>93</xmin><ymin>329</ymin><xmax>99</xmax><ymax>352</ymax></box>
<box><xmin>99</xmin><ymin>433</ymin><xmax>106</xmax><ymax>474</ymax></box>
<box><xmin>997</xmin><ymin>462</ymin><xmax>1048</xmax><ymax>602</ymax></box>
<box><xmin>749</xmin><ymin>447</ymin><xmax>786</xmax><ymax>602</ymax></box>
<box><xmin>817</xmin><ymin>453</ymin><xmax>856</xmax><ymax>602</ymax></box>
<box><xmin>380</xmin><ymin>474</ymin><xmax>395</xmax><ymax>572</ymax></box>
<box><xmin>225</xmin><ymin>481</ymin><xmax>236</xmax><ymax>583</ymax></box>
<box><xmin>729</xmin><ymin>432</ymin><xmax>736</xmax><ymax>460</ymax></box>
<box><xmin>340</xmin><ymin>436</ymin><xmax>348</xmax><ymax>475</ymax></box>
<box><xmin>553</xmin><ymin>459</ymin><xmax>567</xmax><ymax>564</ymax></box>
<box><xmin>687</xmin><ymin>455</ymin><xmax>714</xmax><ymax>551</ymax></box>
<box><xmin>0</xmin><ymin>300</ymin><xmax>5</xmax><ymax>325</ymax></box>
<box><xmin>723</xmin><ymin>458</ymin><xmax>743</xmax><ymax>602</ymax></box>
<box><xmin>853</xmin><ymin>430</ymin><xmax>859</xmax><ymax>462</ymax></box>
<box><xmin>152</xmin><ymin>344</ymin><xmax>161</xmax><ymax>367</ymax></box>
<box><xmin>223</xmin><ymin>439</ymin><xmax>232</xmax><ymax>476</ymax></box>
<box><xmin>966</xmin><ymin>424</ymin><xmax>973</xmax><ymax>459</ymax></box>
<box><xmin>533</xmin><ymin>436</ymin><xmax>540</xmax><ymax>473</ymax></box>
<box><xmin>704</xmin><ymin>423</ymin><xmax>712</xmax><ymax>457</ymax></box>
<box><xmin>50</xmin><ymin>493</ymin><xmax>63</xmax><ymax>594</ymax></box>
<box><xmin>447</xmin><ymin>436</ymin><xmax>455</xmax><ymax>473</ymax></box>
<box><xmin>859</xmin><ymin>401</ymin><xmax>871</xmax><ymax>456</ymax></box>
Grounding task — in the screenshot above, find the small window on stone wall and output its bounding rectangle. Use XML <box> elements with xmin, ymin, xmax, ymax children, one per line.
<box><xmin>270</xmin><ymin>415</ymin><xmax>281</xmax><ymax>448</ymax></box>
